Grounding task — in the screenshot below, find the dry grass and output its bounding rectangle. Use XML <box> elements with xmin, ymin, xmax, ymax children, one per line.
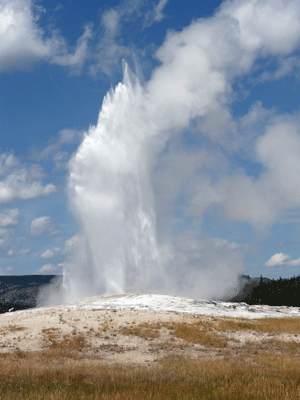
<box><xmin>120</xmin><ymin>322</ymin><xmax>160</xmax><ymax>340</ymax></box>
<box><xmin>166</xmin><ymin>321</ymin><xmax>227</xmax><ymax>347</ymax></box>
<box><xmin>0</xmin><ymin>350</ymin><xmax>299</xmax><ymax>399</ymax></box>
<box><xmin>41</xmin><ymin>328</ymin><xmax>88</xmax><ymax>357</ymax></box>
<box><xmin>1</xmin><ymin>313</ymin><xmax>300</xmax><ymax>398</ymax></box>
<box><xmin>41</xmin><ymin>327</ymin><xmax>60</xmax><ymax>340</ymax></box>
<box><xmin>120</xmin><ymin>320</ymin><xmax>227</xmax><ymax>347</ymax></box>
<box><xmin>0</xmin><ymin>326</ymin><xmax>26</xmax><ymax>336</ymax></box>
<box><xmin>215</xmin><ymin>317</ymin><xmax>300</xmax><ymax>334</ymax></box>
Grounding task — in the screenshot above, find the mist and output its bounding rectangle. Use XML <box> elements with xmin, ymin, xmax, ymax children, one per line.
<box><xmin>56</xmin><ymin>0</ymin><xmax>300</xmax><ymax>303</ymax></box>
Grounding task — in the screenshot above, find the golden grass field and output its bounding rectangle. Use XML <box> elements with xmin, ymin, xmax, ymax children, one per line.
<box><xmin>0</xmin><ymin>307</ymin><xmax>300</xmax><ymax>399</ymax></box>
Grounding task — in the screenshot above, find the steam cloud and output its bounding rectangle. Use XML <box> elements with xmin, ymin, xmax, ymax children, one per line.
<box><xmin>59</xmin><ymin>0</ymin><xmax>300</xmax><ymax>303</ymax></box>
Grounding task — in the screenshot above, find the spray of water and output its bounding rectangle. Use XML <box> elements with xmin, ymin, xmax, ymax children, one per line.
<box><xmin>56</xmin><ymin>0</ymin><xmax>300</xmax><ymax>304</ymax></box>
<box><xmin>62</xmin><ymin>65</ymin><xmax>164</xmax><ymax>302</ymax></box>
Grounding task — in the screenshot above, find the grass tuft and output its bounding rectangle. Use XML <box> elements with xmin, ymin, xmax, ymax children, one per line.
<box><xmin>172</xmin><ymin>322</ymin><xmax>227</xmax><ymax>347</ymax></box>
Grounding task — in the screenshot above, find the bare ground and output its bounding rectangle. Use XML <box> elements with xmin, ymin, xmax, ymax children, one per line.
<box><xmin>0</xmin><ymin>307</ymin><xmax>300</xmax><ymax>366</ymax></box>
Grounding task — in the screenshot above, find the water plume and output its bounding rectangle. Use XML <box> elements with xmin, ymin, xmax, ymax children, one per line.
<box><xmin>63</xmin><ymin>65</ymin><xmax>162</xmax><ymax>302</ymax></box>
<box><xmin>59</xmin><ymin>0</ymin><xmax>300</xmax><ymax>303</ymax></box>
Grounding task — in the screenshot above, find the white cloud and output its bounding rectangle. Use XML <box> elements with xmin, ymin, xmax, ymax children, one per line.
<box><xmin>0</xmin><ymin>208</ymin><xmax>20</xmax><ymax>227</ymax></box>
<box><xmin>257</xmin><ymin>56</ymin><xmax>300</xmax><ymax>82</ymax></box>
<box><xmin>136</xmin><ymin>0</ymin><xmax>300</xmax><ymax>237</ymax></box>
<box><xmin>0</xmin><ymin>227</ymin><xmax>14</xmax><ymax>251</ymax></box>
<box><xmin>183</xmin><ymin>113</ymin><xmax>300</xmax><ymax>229</ymax></box>
<box><xmin>102</xmin><ymin>9</ymin><xmax>119</xmax><ymax>36</ymax></box>
<box><xmin>38</xmin><ymin>263</ymin><xmax>58</xmax><ymax>274</ymax></box>
<box><xmin>89</xmin><ymin>0</ymin><xmax>169</xmax><ymax>77</ymax></box>
<box><xmin>6</xmin><ymin>247</ymin><xmax>30</xmax><ymax>257</ymax></box>
<box><xmin>220</xmin><ymin>0</ymin><xmax>300</xmax><ymax>56</ymax></box>
<box><xmin>89</xmin><ymin>8</ymin><xmax>132</xmax><ymax>77</ymax></box>
<box><xmin>256</xmin><ymin>121</ymin><xmax>300</xmax><ymax>207</ymax></box>
<box><xmin>264</xmin><ymin>252</ymin><xmax>290</xmax><ymax>267</ymax></box>
<box><xmin>40</xmin><ymin>247</ymin><xmax>61</xmax><ymax>259</ymax></box>
<box><xmin>264</xmin><ymin>252</ymin><xmax>300</xmax><ymax>267</ymax></box>
<box><xmin>37</xmin><ymin>128</ymin><xmax>84</xmax><ymax>170</ymax></box>
<box><xmin>51</xmin><ymin>24</ymin><xmax>92</xmax><ymax>72</ymax></box>
<box><xmin>62</xmin><ymin>234</ymin><xmax>83</xmax><ymax>256</ymax></box>
<box><xmin>0</xmin><ymin>153</ymin><xmax>56</xmax><ymax>205</ymax></box>
<box><xmin>288</xmin><ymin>258</ymin><xmax>300</xmax><ymax>266</ymax></box>
<box><xmin>143</xmin><ymin>0</ymin><xmax>168</xmax><ymax>27</ymax></box>
<box><xmin>30</xmin><ymin>216</ymin><xmax>59</xmax><ymax>237</ymax></box>
<box><xmin>0</xmin><ymin>0</ymin><xmax>91</xmax><ymax>72</ymax></box>
<box><xmin>0</xmin><ymin>223</ymin><xmax>29</xmax><ymax>257</ymax></box>
<box><xmin>146</xmin><ymin>0</ymin><xmax>300</xmax><ymax>135</ymax></box>
<box><xmin>153</xmin><ymin>0</ymin><xmax>168</xmax><ymax>22</ymax></box>
<box><xmin>58</xmin><ymin>128</ymin><xmax>84</xmax><ymax>145</ymax></box>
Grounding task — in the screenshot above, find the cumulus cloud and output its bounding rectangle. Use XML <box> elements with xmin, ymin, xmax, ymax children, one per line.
<box><xmin>63</xmin><ymin>234</ymin><xmax>80</xmax><ymax>254</ymax></box>
<box><xmin>0</xmin><ymin>222</ymin><xmax>29</xmax><ymax>257</ymax></box>
<box><xmin>40</xmin><ymin>246</ymin><xmax>61</xmax><ymax>260</ymax></box>
<box><xmin>0</xmin><ymin>0</ymin><xmax>91</xmax><ymax>72</ymax></box>
<box><xmin>40</xmin><ymin>235</ymin><xmax>79</xmax><ymax>261</ymax></box>
<box><xmin>6</xmin><ymin>247</ymin><xmax>30</xmax><ymax>257</ymax></box>
<box><xmin>0</xmin><ymin>153</ymin><xmax>56</xmax><ymax>205</ymax></box>
<box><xmin>0</xmin><ymin>227</ymin><xmax>14</xmax><ymax>252</ymax></box>
<box><xmin>0</xmin><ymin>208</ymin><xmax>21</xmax><ymax>227</ymax></box>
<box><xmin>219</xmin><ymin>0</ymin><xmax>300</xmax><ymax>56</ymax></box>
<box><xmin>145</xmin><ymin>0</ymin><xmax>300</xmax><ymax>136</ymax></box>
<box><xmin>30</xmin><ymin>216</ymin><xmax>59</xmax><ymax>237</ymax></box>
<box><xmin>265</xmin><ymin>252</ymin><xmax>300</xmax><ymax>267</ymax></box>
<box><xmin>265</xmin><ymin>253</ymin><xmax>290</xmax><ymax>267</ymax></box>
<box><xmin>256</xmin><ymin>121</ymin><xmax>300</xmax><ymax>208</ymax></box>
<box><xmin>143</xmin><ymin>0</ymin><xmax>300</xmax><ymax>278</ymax></box>
<box><xmin>150</xmin><ymin>17</ymin><xmax>300</xmax><ymax>228</ymax></box>
<box><xmin>38</xmin><ymin>263</ymin><xmax>59</xmax><ymax>274</ymax></box>
<box><xmin>185</xmin><ymin>115</ymin><xmax>300</xmax><ymax>228</ymax></box>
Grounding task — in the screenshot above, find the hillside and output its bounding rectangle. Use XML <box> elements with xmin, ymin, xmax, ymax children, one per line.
<box><xmin>0</xmin><ymin>275</ymin><xmax>61</xmax><ymax>313</ymax></box>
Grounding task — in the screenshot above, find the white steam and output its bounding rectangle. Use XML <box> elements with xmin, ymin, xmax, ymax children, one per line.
<box><xmin>60</xmin><ymin>0</ymin><xmax>300</xmax><ymax>303</ymax></box>
<box><xmin>64</xmin><ymin>68</ymin><xmax>162</xmax><ymax>301</ymax></box>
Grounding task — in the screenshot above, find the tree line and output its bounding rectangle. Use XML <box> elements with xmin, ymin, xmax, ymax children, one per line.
<box><xmin>231</xmin><ymin>275</ymin><xmax>300</xmax><ymax>307</ymax></box>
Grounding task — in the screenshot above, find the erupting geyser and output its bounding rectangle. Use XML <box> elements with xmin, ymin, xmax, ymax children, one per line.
<box><xmin>63</xmin><ymin>65</ymin><xmax>163</xmax><ymax>302</ymax></box>
<box><xmin>39</xmin><ymin>0</ymin><xmax>300</xmax><ymax>306</ymax></box>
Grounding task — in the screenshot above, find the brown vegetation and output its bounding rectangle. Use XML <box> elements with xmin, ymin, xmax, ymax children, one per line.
<box><xmin>215</xmin><ymin>316</ymin><xmax>300</xmax><ymax>334</ymax></box>
<box><xmin>0</xmin><ymin>348</ymin><xmax>300</xmax><ymax>399</ymax></box>
<box><xmin>0</xmin><ymin>310</ymin><xmax>300</xmax><ymax>398</ymax></box>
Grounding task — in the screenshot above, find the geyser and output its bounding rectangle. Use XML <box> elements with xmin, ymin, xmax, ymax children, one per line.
<box><xmin>63</xmin><ymin>65</ymin><xmax>163</xmax><ymax>302</ymax></box>
<box><xmin>61</xmin><ymin>0</ymin><xmax>291</xmax><ymax>303</ymax></box>
<box><xmin>61</xmin><ymin>62</ymin><xmax>243</xmax><ymax>305</ymax></box>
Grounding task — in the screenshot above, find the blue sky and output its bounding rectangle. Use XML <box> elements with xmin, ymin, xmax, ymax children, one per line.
<box><xmin>1</xmin><ymin>0</ymin><xmax>300</xmax><ymax>290</ymax></box>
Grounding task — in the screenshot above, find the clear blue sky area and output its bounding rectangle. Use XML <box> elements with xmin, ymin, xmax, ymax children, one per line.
<box><xmin>1</xmin><ymin>0</ymin><xmax>300</xmax><ymax>285</ymax></box>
